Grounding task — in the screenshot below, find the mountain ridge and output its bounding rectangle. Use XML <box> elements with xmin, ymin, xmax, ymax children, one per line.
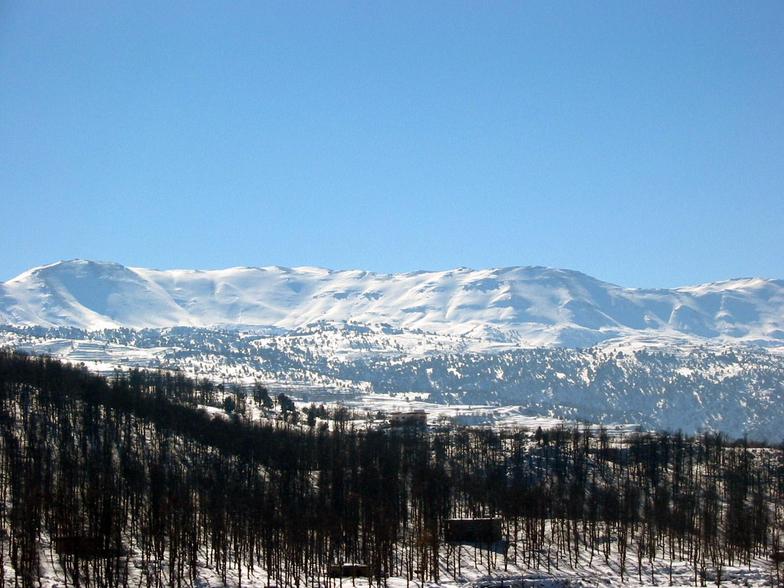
<box><xmin>2</xmin><ymin>259</ymin><xmax>783</xmax><ymax>349</ymax></box>
<box><xmin>9</xmin><ymin>258</ymin><xmax>779</xmax><ymax>288</ymax></box>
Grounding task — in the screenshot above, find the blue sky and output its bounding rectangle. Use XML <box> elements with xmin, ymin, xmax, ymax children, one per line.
<box><xmin>1</xmin><ymin>2</ymin><xmax>782</xmax><ymax>287</ymax></box>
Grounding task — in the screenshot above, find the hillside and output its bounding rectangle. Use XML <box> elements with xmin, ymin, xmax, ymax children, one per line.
<box><xmin>3</xmin><ymin>324</ymin><xmax>784</xmax><ymax>440</ymax></box>
<box><xmin>0</xmin><ymin>352</ymin><xmax>780</xmax><ymax>587</ymax></box>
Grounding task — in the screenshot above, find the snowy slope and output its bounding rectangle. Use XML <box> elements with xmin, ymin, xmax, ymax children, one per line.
<box><xmin>2</xmin><ymin>259</ymin><xmax>784</xmax><ymax>348</ymax></box>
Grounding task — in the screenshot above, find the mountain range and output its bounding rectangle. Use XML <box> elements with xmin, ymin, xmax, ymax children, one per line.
<box><xmin>2</xmin><ymin>259</ymin><xmax>784</xmax><ymax>349</ymax></box>
<box><xmin>2</xmin><ymin>259</ymin><xmax>783</xmax><ymax>440</ymax></box>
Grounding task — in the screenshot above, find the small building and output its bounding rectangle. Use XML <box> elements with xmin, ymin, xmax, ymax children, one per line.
<box><xmin>445</xmin><ymin>518</ymin><xmax>503</xmax><ymax>544</ymax></box>
<box><xmin>388</xmin><ymin>410</ymin><xmax>427</xmax><ymax>428</ymax></box>
<box><xmin>53</xmin><ymin>536</ymin><xmax>125</xmax><ymax>559</ymax></box>
<box><xmin>327</xmin><ymin>563</ymin><xmax>370</xmax><ymax>578</ymax></box>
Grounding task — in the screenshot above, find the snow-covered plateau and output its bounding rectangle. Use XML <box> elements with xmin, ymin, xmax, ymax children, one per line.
<box><xmin>2</xmin><ymin>259</ymin><xmax>784</xmax><ymax>440</ymax></box>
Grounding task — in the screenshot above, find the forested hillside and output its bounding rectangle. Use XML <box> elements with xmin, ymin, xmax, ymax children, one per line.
<box><xmin>1</xmin><ymin>351</ymin><xmax>783</xmax><ymax>587</ymax></box>
<box><xmin>4</xmin><ymin>324</ymin><xmax>784</xmax><ymax>440</ymax></box>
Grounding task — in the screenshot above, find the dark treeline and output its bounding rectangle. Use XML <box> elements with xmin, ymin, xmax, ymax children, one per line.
<box><xmin>0</xmin><ymin>351</ymin><xmax>783</xmax><ymax>587</ymax></box>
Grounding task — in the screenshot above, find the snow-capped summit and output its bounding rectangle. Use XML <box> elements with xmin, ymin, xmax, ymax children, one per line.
<box><xmin>1</xmin><ymin>259</ymin><xmax>783</xmax><ymax>348</ymax></box>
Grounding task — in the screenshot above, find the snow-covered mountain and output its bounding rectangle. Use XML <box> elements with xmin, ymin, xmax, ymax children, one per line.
<box><xmin>2</xmin><ymin>259</ymin><xmax>784</xmax><ymax>348</ymax></box>
<box><xmin>3</xmin><ymin>260</ymin><xmax>784</xmax><ymax>440</ymax></box>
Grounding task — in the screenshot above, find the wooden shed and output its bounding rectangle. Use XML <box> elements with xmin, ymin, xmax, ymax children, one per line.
<box><xmin>327</xmin><ymin>563</ymin><xmax>370</xmax><ymax>578</ymax></box>
<box><xmin>53</xmin><ymin>536</ymin><xmax>125</xmax><ymax>559</ymax></box>
<box><xmin>388</xmin><ymin>410</ymin><xmax>427</xmax><ymax>428</ymax></box>
<box><xmin>445</xmin><ymin>518</ymin><xmax>502</xmax><ymax>544</ymax></box>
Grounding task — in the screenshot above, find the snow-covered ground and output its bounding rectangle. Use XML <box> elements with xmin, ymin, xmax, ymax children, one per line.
<box><xmin>303</xmin><ymin>392</ymin><xmax>639</xmax><ymax>434</ymax></box>
<box><xmin>8</xmin><ymin>526</ymin><xmax>777</xmax><ymax>588</ymax></box>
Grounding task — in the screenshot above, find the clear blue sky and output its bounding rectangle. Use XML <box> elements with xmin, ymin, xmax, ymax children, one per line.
<box><xmin>1</xmin><ymin>2</ymin><xmax>782</xmax><ymax>287</ymax></box>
